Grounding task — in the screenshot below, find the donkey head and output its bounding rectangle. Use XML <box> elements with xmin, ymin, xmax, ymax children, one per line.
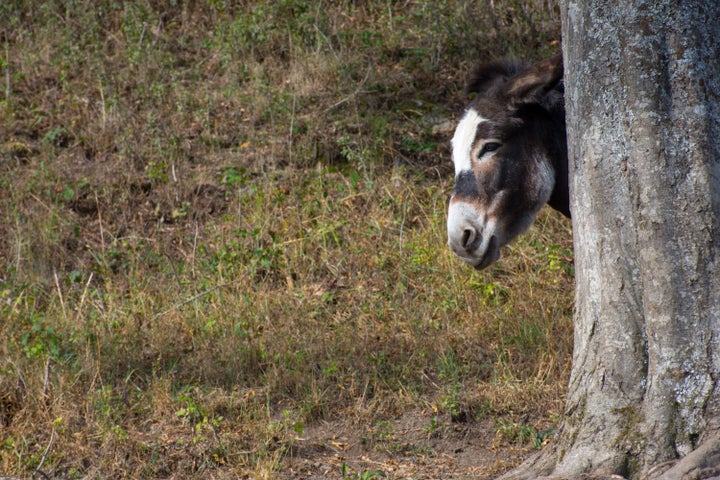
<box><xmin>447</xmin><ymin>54</ymin><xmax>566</xmax><ymax>270</ymax></box>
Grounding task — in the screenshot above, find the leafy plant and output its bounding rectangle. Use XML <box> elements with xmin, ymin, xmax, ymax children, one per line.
<box><xmin>495</xmin><ymin>419</ymin><xmax>556</xmax><ymax>449</ymax></box>
<box><xmin>341</xmin><ymin>463</ymin><xmax>387</xmax><ymax>480</ymax></box>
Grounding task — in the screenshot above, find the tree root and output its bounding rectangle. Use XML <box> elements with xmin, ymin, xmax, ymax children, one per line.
<box><xmin>653</xmin><ymin>435</ymin><xmax>720</xmax><ymax>480</ymax></box>
<box><xmin>495</xmin><ymin>435</ymin><xmax>720</xmax><ymax>480</ymax></box>
<box><xmin>495</xmin><ymin>444</ymin><xmax>560</xmax><ymax>480</ymax></box>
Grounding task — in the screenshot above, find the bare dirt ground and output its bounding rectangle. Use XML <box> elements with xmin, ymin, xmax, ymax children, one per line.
<box><xmin>279</xmin><ymin>409</ymin><xmax>538</xmax><ymax>479</ymax></box>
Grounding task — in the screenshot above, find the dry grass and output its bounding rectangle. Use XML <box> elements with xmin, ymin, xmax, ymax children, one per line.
<box><xmin>0</xmin><ymin>1</ymin><xmax>571</xmax><ymax>478</ymax></box>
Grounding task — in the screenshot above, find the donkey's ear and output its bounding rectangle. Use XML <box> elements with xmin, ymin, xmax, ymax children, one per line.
<box><xmin>464</xmin><ymin>60</ymin><xmax>526</xmax><ymax>97</ymax></box>
<box><xmin>504</xmin><ymin>54</ymin><xmax>563</xmax><ymax>105</ymax></box>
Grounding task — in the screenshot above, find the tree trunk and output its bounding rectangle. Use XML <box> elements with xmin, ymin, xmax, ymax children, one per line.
<box><xmin>502</xmin><ymin>0</ymin><xmax>720</xmax><ymax>478</ymax></box>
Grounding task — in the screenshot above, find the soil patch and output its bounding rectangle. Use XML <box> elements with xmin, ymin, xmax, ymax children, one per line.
<box><xmin>280</xmin><ymin>408</ymin><xmax>536</xmax><ymax>479</ymax></box>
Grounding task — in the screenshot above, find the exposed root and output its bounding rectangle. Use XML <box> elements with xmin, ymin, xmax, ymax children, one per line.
<box><xmin>496</xmin><ymin>445</ymin><xmax>557</xmax><ymax>480</ymax></box>
<box><xmin>653</xmin><ymin>435</ymin><xmax>720</xmax><ymax>480</ymax></box>
<box><xmin>495</xmin><ymin>435</ymin><xmax>720</xmax><ymax>480</ymax></box>
<box><xmin>644</xmin><ymin>461</ymin><xmax>679</xmax><ymax>479</ymax></box>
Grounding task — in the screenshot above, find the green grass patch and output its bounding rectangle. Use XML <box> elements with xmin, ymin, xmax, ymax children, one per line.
<box><xmin>0</xmin><ymin>1</ymin><xmax>569</xmax><ymax>478</ymax></box>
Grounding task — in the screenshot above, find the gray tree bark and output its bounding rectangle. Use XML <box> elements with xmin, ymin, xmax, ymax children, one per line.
<box><xmin>502</xmin><ymin>0</ymin><xmax>720</xmax><ymax>478</ymax></box>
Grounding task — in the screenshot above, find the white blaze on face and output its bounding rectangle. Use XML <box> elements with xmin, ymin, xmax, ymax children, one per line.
<box><xmin>451</xmin><ymin>108</ymin><xmax>488</xmax><ymax>176</ymax></box>
<box><xmin>448</xmin><ymin>108</ymin><xmax>500</xmax><ymax>268</ymax></box>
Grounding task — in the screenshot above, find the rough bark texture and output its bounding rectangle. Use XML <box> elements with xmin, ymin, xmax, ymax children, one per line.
<box><xmin>501</xmin><ymin>0</ymin><xmax>720</xmax><ymax>478</ymax></box>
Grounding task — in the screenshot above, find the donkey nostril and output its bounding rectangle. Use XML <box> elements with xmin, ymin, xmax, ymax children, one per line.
<box><xmin>461</xmin><ymin>228</ymin><xmax>476</xmax><ymax>249</ymax></box>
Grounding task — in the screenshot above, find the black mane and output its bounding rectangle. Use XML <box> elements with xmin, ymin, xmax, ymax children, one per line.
<box><xmin>465</xmin><ymin>60</ymin><xmax>527</xmax><ymax>97</ymax></box>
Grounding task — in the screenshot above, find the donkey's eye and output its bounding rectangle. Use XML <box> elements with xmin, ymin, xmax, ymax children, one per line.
<box><xmin>478</xmin><ymin>142</ymin><xmax>502</xmax><ymax>158</ymax></box>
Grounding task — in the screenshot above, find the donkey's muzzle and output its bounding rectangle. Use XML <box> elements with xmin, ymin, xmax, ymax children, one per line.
<box><xmin>447</xmin><ymin>201</ymin><xmax>501</xmax><ymax>270</ymax></box>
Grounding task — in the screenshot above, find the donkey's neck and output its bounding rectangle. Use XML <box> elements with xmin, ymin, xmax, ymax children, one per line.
<box><xmin>547</xmin><ymin>150</ymin><xmax>570</xmax><ymax>218</ymax></box>
<box><xmin>545</xmin><ymin>102</ymin><xmax>570</xmax><ymax>218</ymax></box>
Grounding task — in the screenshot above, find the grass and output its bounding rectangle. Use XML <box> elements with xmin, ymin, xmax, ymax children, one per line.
<box><xmin>0</xmin><ymin>1</ymin><xmax>571</xmax><ymax>478</ymax></box>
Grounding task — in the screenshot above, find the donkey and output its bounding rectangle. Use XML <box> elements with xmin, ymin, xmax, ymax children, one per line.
<box><xmin>446</xmin><ymin>54</ymin><xmax>569</xmax><ymax>270</ymax></box>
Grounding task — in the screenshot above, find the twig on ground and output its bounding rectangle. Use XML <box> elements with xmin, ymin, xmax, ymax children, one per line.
<box><xmin>41</xmin><ymin>357</ymin><xmax>51</xmax><ymax>399</ymax></box>
<box><xmin>324</xmin><ymin>63</ymin><xmax>373</xmax><ymax>113</ymax></box>
<box><xmin>152</xmin><ymin>279</ymin><xmax>240</xmax><ymax>320</ymax></box>
<box><xmin>53</xmin><ymin>270</ymin><xmax>67</xmax><ymax>322</ymax></box>
<box><xmin>33</xmin><ymin>427</ymin><xmax>55</xmax><ymax>478</ymax></box>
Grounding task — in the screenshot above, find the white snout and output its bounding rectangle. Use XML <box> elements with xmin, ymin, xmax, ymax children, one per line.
<box><xmin>447</xmin><ymin>201</ymin><xmax>500</xmax><ymax>269</ymax></box>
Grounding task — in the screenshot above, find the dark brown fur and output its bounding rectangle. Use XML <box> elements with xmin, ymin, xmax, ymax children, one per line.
<box><xmin>465</xmin><ymin>55</ymin><xmax>569</xmax><ymax>218</ymax></box>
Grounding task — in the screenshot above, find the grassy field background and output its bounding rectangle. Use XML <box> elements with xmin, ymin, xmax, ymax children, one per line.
<box><xmin>0</xmin><ymin>1</ymin><xmax>573</xmax><ymax>478</ymax></box>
